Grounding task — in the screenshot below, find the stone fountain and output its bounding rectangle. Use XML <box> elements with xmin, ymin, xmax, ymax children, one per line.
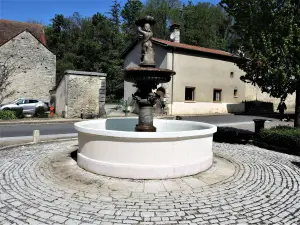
<box><xmin>74</xmin><ymin>16</ymin><xmax>217</xmax><ymax>179</ymax></box>
<box><xmin>124</xmin><ymin>16</ymin><xmax>175</xmax><ymax>132</ymax></box>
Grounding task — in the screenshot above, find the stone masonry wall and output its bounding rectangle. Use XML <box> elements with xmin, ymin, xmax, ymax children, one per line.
<box><xmin>66</xmin><ymin>71</ymin><xmax>106</xmax><ymax>118</ymax></box>
<box><xmin>54</xmin><ymin>76</ymin><xmax>67</xmax><ymax>117</ymax></box>
<box><xmin>0</xmin><ymin>31</ymin><xmax>56</xmax><ymax>103</ymax></box>
<box><xmin>245</xmin><ymin>83</ymin><xmax>296</xmax><ymax>112</ymax></box>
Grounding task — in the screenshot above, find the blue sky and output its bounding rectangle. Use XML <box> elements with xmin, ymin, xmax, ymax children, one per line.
<box><xmin>0</xmin><ymin>0</ymin><xmax>220</xmax><ymax>25</ymax></box>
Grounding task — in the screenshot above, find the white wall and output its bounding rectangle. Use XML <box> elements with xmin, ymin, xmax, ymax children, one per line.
<box><xmin>167</xmin><ymin>50</ymin><xmax>246</xmax><ymax>115</ymax></box>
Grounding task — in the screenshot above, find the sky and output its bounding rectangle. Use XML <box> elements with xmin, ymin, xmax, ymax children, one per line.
<box><xmin>0</xmin><ymin>0</ymin><xmax>220</xmax><ymax>25</ymax></box>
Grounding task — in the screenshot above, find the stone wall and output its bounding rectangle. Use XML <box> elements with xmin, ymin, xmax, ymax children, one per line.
<box><xmin>54</xmin><ymin>70</ymin><xmax>107</xmax><ymax>118</ymax></box>
<box><xmin>0</xmin><ymin>31</ymin><xmax>56</xmax><ymax>103</ymax></box>
<box><xmin>54</xmin><ymin>76</ymin><xmax>67</xmax><ymax>117</ymax></box>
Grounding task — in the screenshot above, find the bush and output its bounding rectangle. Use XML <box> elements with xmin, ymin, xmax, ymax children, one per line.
<box><xmin>35</xmin><ymin>106</ymin><xmax>48</xmax><ymax>118</ymax></box>
<box><xmin>0</xmin><ymin>110</ymin><xmax>17</xmax><ymax>120</ymax></box>
<box><xmin>8</xmin><ymin>107</ymin><xmax>23</xmax><ymax>118</ymax></box>
<box><xmin>213</xmin><ymin>127</ymin><xmax>254</xmax><ymax>144</ymax></box>
<box><xmin>255</xmin><ymin>126</ymin><xmax>300</xmax><ymax>155</ymax></box>
<box><xmin>245</xmin><ymin>100</ymin><xmax>274</xmax><ymax>113</ymax></box>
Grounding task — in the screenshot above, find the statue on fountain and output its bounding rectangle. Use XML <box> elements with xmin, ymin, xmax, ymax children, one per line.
<box><xmin>124</xmin><ymin>16</ymin><xmax>175</xmax><ymax>132</ymax></box>
<box><xmin>136</xmin><ymin>16</ymin><xmax>156</xmax><ymax>67</ymax></box>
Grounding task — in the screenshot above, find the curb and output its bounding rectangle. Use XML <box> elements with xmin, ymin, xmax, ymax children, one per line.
<box><xmin>0</xmin><ymin>115</ymin><xmax>177</xmax><ymax>125</ymax></box>
<box><xmin>0</xmin><ymin>119</ymin><xmax>85</xmax><ymax>125</ymax></box>
<box><xmin>0</xmin><ymin>133</ymin><xmax>78</xmax><ymax>148</ymax></box>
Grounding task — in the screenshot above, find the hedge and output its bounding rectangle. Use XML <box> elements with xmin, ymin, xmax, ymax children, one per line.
<box><xmin>255</xmin><ymin>126</ymin><xmax>300</xmax><ymax>155</ymax></box>
<box><xmin>8</xmin><ymin>107</ymin><xmax>23</xmax><ymax>118</ymax></box>
<box><xmin>213</xmin><ymin>127</ymin><xmax>254</xmax><ymax>144</ymax></box>
<box><xmin>0</xmin><ymin>110</ymin><xmax>17</xmax><ymax>120</ymax></box>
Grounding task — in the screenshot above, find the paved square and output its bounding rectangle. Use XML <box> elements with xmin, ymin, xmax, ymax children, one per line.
<box><xmin>0</xmin><ymin>140</ymin><xmax>299</xmax><ymax>224</ymax></box>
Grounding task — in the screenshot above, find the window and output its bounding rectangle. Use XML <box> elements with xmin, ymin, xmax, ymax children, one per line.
<box><xmin>185</xmin><ymin>87</ymin><xmax>195</xmax><ymax>101</ymax></box>
<box><xmin>234</xmin><ymin>89</ymin><xmax>238</xmax><ymax>98</ymax></box>
<box><xmin>15</xmin><ymin>99</ymin><xmax>24</xmax><ymax>104</ymax></box>
<box><xmin>29</xmin><ymin>100</ymin><xmax>38</xmax><ymax>103</ymax></box>
<box><xmin>230</xmin><ymin>72</ymin><xmax>234</xmax><ymax>78</ymax></box>
<box><xmin>213</xmin><ymin>89</ymin><xmax>222</xmax><ymax>102</ymax></box>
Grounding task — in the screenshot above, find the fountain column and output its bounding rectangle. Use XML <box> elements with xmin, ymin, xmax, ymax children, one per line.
<box><xmin>133</xmin><ymin>81</ymin><xmax>157</xmax><ymax>132</ymax></box>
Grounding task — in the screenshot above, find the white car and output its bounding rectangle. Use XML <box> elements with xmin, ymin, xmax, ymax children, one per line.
<box><xmin>0</xmin><ymin>98</ymin><xmax>49</xmax><ymax>115</ymax></box>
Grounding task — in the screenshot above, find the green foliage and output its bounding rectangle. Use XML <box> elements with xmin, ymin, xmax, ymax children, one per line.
<box><xmin>213</xmin><ymin>126</ymin><xmax>254</xmax><ymax>144</ymax></box>
<box><xmin>141</xmin><ymin>0</ymin><xmax>182</xmax><ymax>39</ymax></box>
<box><xmin>256</xmin><ymin>126</ymin><xmax>300</xmax><ymax>155</ymax></box>
<box><xmin>121</xmin><ymin>0</ymin><xmax>143</xmax><ymax>44</ymax></box>
<box><xmin>35</xmin><ymin>107</ymin><xmax>48</xmax><ymax>118</ymax></box>
<box><xmin>0</xmin><ymin>110</ymin><xmax>17</xmax><ymax>120</ymax></box>
<box><xmin>45</xmin><ymin>11</ymin><xmax>125</xmax><ymax>100</ymax></box>
<box><xmin>220</xmin><ymin>0</ymin><xmax>300</xmax><ymax>126</ymax></box>
<box><xmin>9</xmin><ymin>107</ymin><xmax>24</xmax><ymax>118</ymax></box>
<box><xmin>181</xmin><ymin>2</ymin><xmax>234</xmax><ymax>50</ymax></box>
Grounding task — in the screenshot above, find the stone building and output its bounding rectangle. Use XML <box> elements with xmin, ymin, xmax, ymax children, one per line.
<box><xmin>0</xmin><ymin>20</ymin><xmax>56</xmax><ymax>103</ymax></box>
<box><xmin>53</xmin><ymin>70</ymin><xmax>106</xmax><ymax>118</ymax></box>
<box><xmin>123</xmin><ymin>25</ymin><xmax>295</xmax><ymax>115</ymax></box>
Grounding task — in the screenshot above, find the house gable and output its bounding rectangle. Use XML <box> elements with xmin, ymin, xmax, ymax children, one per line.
<box><xmin>0</xmin><ymin>30</ymin><xmax>56</xmax><ymax>103</ymax></box>
<box><xmin>0</xmin><ymin>30</ymin><xmax>54</xmax><ymax>55</ymax></box>
<box><xmin>0</xmin><ymin>19</ymin><xmax>46</xmax><ymax>46</ymax></box>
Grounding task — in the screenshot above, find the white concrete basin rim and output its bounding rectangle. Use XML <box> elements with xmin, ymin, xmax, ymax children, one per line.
<box><xmin>74</xmin><ymin>118</ymin><xmax>217</xmax><ymax>138</ymax></box>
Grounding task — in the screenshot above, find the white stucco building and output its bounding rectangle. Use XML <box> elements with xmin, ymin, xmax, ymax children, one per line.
<box><xmin>123</xmin><ymin>26</ymin><xmax>295</xmax><ymax>115</ymax></box>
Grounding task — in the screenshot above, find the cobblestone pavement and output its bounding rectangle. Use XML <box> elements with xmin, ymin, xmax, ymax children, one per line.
<box><xmin>0</xmin><ymin>141</ymin><xmax>300</xmax><ymax>225</ymax></box>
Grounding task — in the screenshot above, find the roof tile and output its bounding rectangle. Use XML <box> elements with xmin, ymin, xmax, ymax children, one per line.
<box><xmin>152</xmin><ymin>38</ymin><xmax>233</xmax><ymax>57</ymax></box>
<box><xmin>0</xmin><ymin>19</ymin><xmax>46</xmax><ymax>46</ymax></box>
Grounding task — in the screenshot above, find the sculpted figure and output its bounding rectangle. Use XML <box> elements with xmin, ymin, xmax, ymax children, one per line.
<box><xmin>137</xmin><ymin>20</ymin><xmax>155</xmax><ymax>66</ymax></box>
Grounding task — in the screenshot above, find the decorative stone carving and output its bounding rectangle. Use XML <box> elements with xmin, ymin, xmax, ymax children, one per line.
<box><xmin>136</xmin><ymin>16</ymin><xmax>156</xmax><ymax>67</ymax></box>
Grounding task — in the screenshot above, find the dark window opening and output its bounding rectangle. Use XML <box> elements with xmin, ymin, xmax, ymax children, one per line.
<box><xmin>234</xmin><ymin>89</ymin><xmax>238</xmax><ymax>97</ymax></box>
<box><xmin>213</xmin><ymin>89</ymin><xmax>222</xmax><ymax>102</ymax></box>
<box><xmin>185</xmin><ymin>87</ymin><xmax>195</xmax><ymax>101</ymax></box>
<box><xmin>29</xmin><ymin>100</ymin><xmax>38</xmax><ymax>103</ymax></box>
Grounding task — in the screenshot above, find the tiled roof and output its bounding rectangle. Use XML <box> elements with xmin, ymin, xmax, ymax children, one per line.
<box><xmin>0</xmin><ymin>20</ymin><xmax>46</xmax><ymax>46</ymax></box>
<box><xmin>152</xmin><ymin>38</ymin><xmax>233</xmax><ymax>57</ymax></box>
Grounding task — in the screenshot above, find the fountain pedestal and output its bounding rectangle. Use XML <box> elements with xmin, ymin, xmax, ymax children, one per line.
<box><xmin>124</xmin><ymin>67</ymin><xmax>175</xmax><ymax>132</ymax></box>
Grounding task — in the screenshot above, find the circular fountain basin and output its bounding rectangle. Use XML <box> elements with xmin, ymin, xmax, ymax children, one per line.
<box><xmin>74</xmin><ymin>118</ymin><xmax>217</xmax><ymax>179</ymax></box>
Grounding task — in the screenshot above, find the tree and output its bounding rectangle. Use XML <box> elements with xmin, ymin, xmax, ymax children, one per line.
<box><xmin>45</xmin><ymin>11</ymin><xmax>125</xmax><ymax>101</ymax></box>
<box><xmin>0</xmin><ymin>58</ymin><xmax>16</xmax><ymax>104</ymax></box>
<box><xmin>220</xmin><ymin>0</ymin><xmax>300</xmax><ymax>127</ymax></box>
<box><xmin>141</xmin><ymin>0</ymin><xmax>182</xmax><ymax>39</ymax></box>
<box><xmin>121</xmin><ymin>0</ymin><xmax>143</xmax><ymax>44</ymax></box>
<box><xmin>181</xmin><ymin>2</ymin><xmax>233</xmax><ymax>50</ymax></box>
<box><xmin>109</xmin><ymin>0</ymin><xmax>121</xmax><ymax>27</ymax></box>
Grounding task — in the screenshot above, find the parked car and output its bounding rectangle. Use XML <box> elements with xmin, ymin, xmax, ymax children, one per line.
<box><xmin>0</xmin><ymin>98</ymin><xmax>49</xmax><ymax>115</ymax></box>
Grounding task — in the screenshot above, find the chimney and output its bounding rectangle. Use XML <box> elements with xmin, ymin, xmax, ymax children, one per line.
<box><xmin>169</xmin><ymin>24</ymin><xmax>180</xmax><ymax>43</ymax></box>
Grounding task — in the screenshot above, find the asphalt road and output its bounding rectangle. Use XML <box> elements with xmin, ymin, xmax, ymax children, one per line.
<box><xmin>0</xmin><ymin>115</ymin><xmax>272</xmax><ymax>138</ymax></box>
